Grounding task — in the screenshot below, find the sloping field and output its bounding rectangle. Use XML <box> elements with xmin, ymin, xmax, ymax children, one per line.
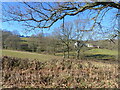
<box><xmin>85</xmin><ymin>49</ymin><xmax>118</xmax><ymax>56</ymax></box>
<box><xmin>56</xmin><ymin>49</ymin><xmax>118</xmax><ymax>60</ymax></box>
<box><xmin>2</xmin><ymin>50</ymin><xmax>60</xmax><ymax>62</ymax></box>
<box><xmin>84</xmin><ymin>49</ymin><xmax>118</xmax><ymax>60</ymax></box>
<box><xmin>2</xmin><ymin>48</ymin><xmax>118</xmax><ymax>61</ymax></box>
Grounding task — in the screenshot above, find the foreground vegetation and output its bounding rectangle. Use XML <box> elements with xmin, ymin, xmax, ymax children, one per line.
<box><xmin>2</xmin><ymin>45</ymin><xmax>118</xmax><ymax>88</ymax></box>
<box><xmin>2</xmin><ymin>56</ymin><xmax>118</xmax><ymax>88</ymax></box>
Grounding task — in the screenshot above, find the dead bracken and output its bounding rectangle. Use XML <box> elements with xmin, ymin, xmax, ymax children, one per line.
<box><xmin>2</xmin><ymin>56</ymin><xmax>118</xmax><ymax>88</ymax></box>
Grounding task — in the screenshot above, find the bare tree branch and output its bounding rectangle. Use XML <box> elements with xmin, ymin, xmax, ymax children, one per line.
<box><xmin>3</xmin><ymin>2</ymin><xmax>119</xmax><ymax>30</ymax></box>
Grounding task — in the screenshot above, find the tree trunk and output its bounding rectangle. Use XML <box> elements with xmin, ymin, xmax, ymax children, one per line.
<box><xmin>63</xmin><ymin>51</ymin><xmax>65</xmax><ymax>58</ymax></box>
<box><xmin>62</xmin><ymin>45</ymin><xmax>65</xmax><ymax>58</ymax></box>
<box><xmin>67</xmin><ymin>45</ymin><xmax>70</xmax><ymax>58</ymax></box>
<box><xmin>53</xmin><ymin>47</ymin><xmax>56</xmax><ymax>55</ymax></box>
<box><xmin>76</xmin><ymin>49</ymin><xmax>80</xmax><ymax>59</ymax></box>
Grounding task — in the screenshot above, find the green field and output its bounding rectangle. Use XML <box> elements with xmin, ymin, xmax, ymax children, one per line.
<box><xmin>2</xmin><ymin>49</ymin><xmax>118</xmax><ymax>61</ymax></box>
<box><xmin>85</xmin><ymin>49</ymin><xmax>118</xmax><ymax>55</ymax></box>
<box><xmin>2</xmin><ymin>49</ymin><xmax>60</xmax><ymax>62</ymax></box>
<box><xmin>84</xmin><ymin>49</ymin><xmax>118</xmax><ymax>60</ymax></box>
<box><xmin>56</xmin><ymin>49</ymin><xmax>118</xmax><ymax>60</ymax></box>
<box><xmin>20</xmin><ymin>37</ymin><xmax>30</xmax><ymax>41</ymax></box>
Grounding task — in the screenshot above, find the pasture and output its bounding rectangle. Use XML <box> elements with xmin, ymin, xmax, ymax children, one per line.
<box><xmin>56</xmin><ymin>49</ymin><xmax>118</xmax><ymax>60</ymax></box>
<box><xmin>85</xmin><ymin>49</ymin><xmax>118</xmax><ymax>56</ymax></box>
<box><xmin>84</xmin><ymin>49</ymin><xmax>118</xmax><ymax>60</ymax></box>
<box><xmin>2</xmin><ymin>48</ymin><xmax>118</xmax><ymax>62</ymax></box>
<box><xmin>2</xmin><ymin>49</ymin><xmax>60</xmax><ymax>62</ymax></box>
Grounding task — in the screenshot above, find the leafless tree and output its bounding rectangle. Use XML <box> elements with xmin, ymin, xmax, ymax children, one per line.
<box><xmin>74</xmin><ymin>18</ymin><xmax>91</xmax><ymax>59</ymax></box>
<box><xmin>3</xmin><ymin>2</ymin><xmax>119</xmax><ymax>31</ymax></box>
<box><xmin>54</xmin><ymin>21</ymin><xmax>76</xmax><ymax>58</ymax></box>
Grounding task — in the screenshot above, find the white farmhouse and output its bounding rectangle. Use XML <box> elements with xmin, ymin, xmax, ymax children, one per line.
<box><xmin>85</xmin><ymin>43</ymin><xmax>94</xmax><ymax>47</ymax></box>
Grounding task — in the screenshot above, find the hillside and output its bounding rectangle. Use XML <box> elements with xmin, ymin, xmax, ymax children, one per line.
<box><xmin>2</xmin><ymin>48</ymin><xmax>118</xmax><ymax>62</ymax></box>
<box><xmin>2</xmin><ymin>50</ymin><xmax>60</xmax><ymax>62</ymax></box>
<box><xmin>2</xmin><ymin>30</ymin><xmax>118</xmax><ymax>57</ymax></box>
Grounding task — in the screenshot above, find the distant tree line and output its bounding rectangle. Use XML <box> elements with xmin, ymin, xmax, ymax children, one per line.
<box><xmin>2</xmin><ymin>29</ymin><xmax>118</xmax><ymax>59</ymax></box>
<box><xmin>2</xmin><ymin>30</ymin><xmax>64</xmax><ymax>55</ymax></box>
<box><xmin>2</xmin><ymin>30</ymin><xmax>21</xmax><ymax>50</ymax></box>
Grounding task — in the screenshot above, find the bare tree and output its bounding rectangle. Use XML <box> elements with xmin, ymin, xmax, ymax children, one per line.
<box><xmin>54</xmin><ymin>22</ymin><xmax>75</xmax><ymax>58</ymax></box>
<box><xmin>74</xmin><ymin>19</ymin><xmax>90</xmax><ymax>59</ymax></box>
<box><xmin>3</xmin><ymin>2</ymin><xmax>119</xmax><ymax>31</ymax></box>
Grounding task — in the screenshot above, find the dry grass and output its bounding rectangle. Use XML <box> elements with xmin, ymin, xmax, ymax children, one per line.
<box><xmin>2</xmin><ymin>56</ymin><xmax>118</xmax><ymax>88</ymax></box>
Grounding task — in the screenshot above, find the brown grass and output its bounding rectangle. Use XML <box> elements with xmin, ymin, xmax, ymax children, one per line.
<box><xmin>2</xmin><ymin>56</ymin><xmax>118</xmax><ymax>88</ymax></box>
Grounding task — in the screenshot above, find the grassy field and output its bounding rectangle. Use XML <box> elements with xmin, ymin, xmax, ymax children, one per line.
<box><xmin>56</xmin><ymin>49</ymin><xmax>118</xmax><ymax>60</ymax></box>
<box><xmin>56</xmin><ymin>49</ymin><xmax>118</xmax><ymax>55</ymax></box>
<box><xmin>20</xmin><ymin>37</ymin><xmax>30</xmax><ymax>41</ymax></box>
<box><xmin>84</xmin><ymin>49</ymin><xmax>118</xmax><ymax>60</ymax></box>
<box><xmin>2</xmin><ymin>48</ymin><xmax>118</xmax><ymax>62</ymax></box>
<box><xmin>2</xmin><ymin>49</ymin><xmax>60</xmax><ymax>62</ymax></box>
<box><xmin>85</xmin><ymin>49</ymin><xmax>118</xmax><ymax>56</ymax></box>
